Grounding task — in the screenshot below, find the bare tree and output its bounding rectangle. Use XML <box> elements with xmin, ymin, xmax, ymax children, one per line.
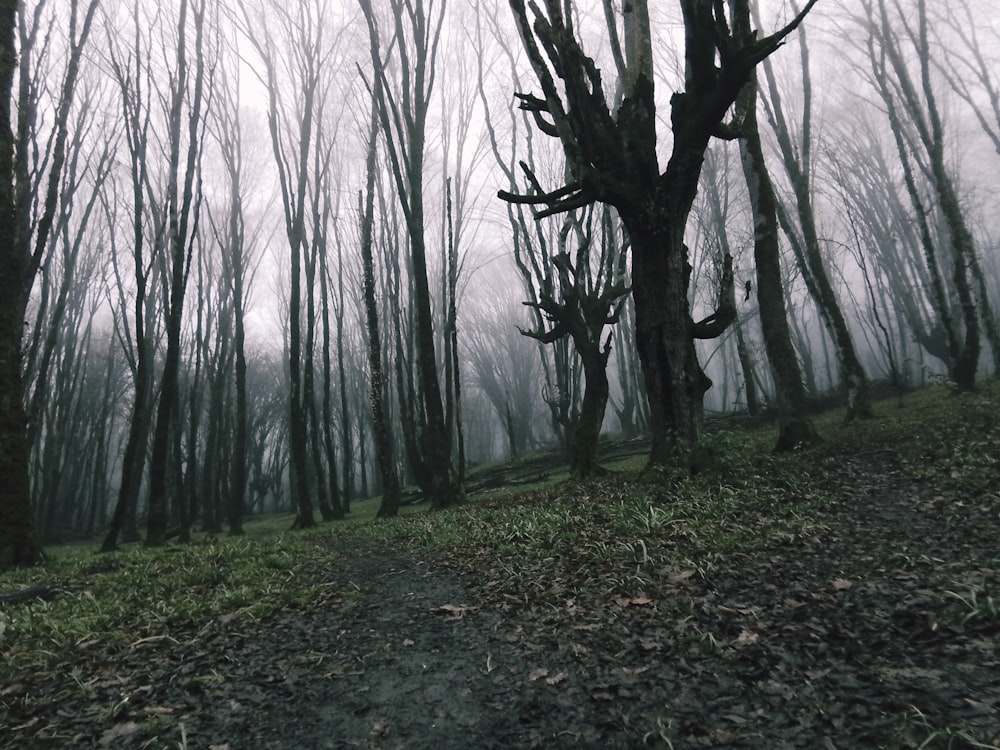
<box><xmin>474</xmin><ymin>7</ymin><xmax>583</xmax><ymax>453</ymax></box>
<box><xmin>101</xmin><ymin>3</ymin><xmax>160</xmax><ymax>551</ymax></box>
<box><xmin>731</xmin><ymin>22</ymin><xmax>819</xmax><ymax>451</ymax></box>
<box><xmin>146</xmin><ymin>0</ymin><xmax>210</xmax><ymax>547</ymax></box>
<box><xmin>0</xmin><ymin>0</ymin><xmax>98</xmax><ymax>567</ymax></box>
<box><xmin>757</xmin><ymin>1</ymin><xmax>872</xmax><ymax>420</ymax></box>
<box><xmin>204</xmin><ymin>38</ymin><xmax>268</xmax><ymax>535</ymax></box>
<box><xmin>502</xmin><ymin>0</ymin><xmax>817</xmax><ymax>473</ymax></box>
<box><xmin>358</xmin><ymin>94</ymin><xmax>402</xmax><ymax>518</ymax></box>
<box><xmin>825</xmin><ymin>107</ymin><xmax>941</xmax><ymax>375</ymax></box>
<box><xmin>517</xmin><ymin>206</ymin><xmax>630</xmax><ymax>477</ymax></box>
<box><xmin>863</xmin><ymin>0</ymin><xmax>981</xmax><ymax>390</ymax></box>
<box><xmin>360</xmin><ymin>0</ymin><xmax>463</xmax><ymax>508</ymax></box>
<box><xmin>931</xmin><ymin>1</ymin><xmax>1000</xmax><ymax>374</ymax></box>
<box><xmin>464</xmin><ymin>290</ymin><xmax>541</xmax><ymax>459</ymax></box>
<box><xmin>235</xmin><ymin>0</ymin><xmax>348</xmax><ymax>526</ymax></box>
<box><xmin>22</xmin><ymin>66</ymin><xmax>117</xmax><ymax>542</ymax></box>
<box><xmin>699</xmin><ymin>147</ymin><xmax>760</xmax><ymax>418</ymax></box>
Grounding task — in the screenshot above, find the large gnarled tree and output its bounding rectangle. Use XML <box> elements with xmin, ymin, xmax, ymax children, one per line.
<box><xmin>502</xmin><ymin>0</ymin><xmax>817</xmax><ymax>473</ymax></box>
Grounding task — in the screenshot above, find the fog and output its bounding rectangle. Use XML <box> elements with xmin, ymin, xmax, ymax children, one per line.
<box><xmin>10</xmin><ymin>0</ymin><xmax>999</xmax><ymax>542</ymax></box>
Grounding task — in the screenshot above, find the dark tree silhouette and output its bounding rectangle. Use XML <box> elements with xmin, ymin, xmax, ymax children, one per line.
<box><xmin>502</xmin><ymin>0</ymin><xmax>817</xmax><ymax>474</ymax></box>
<box><xmin>0</xmin><ymin>0</ymin><xmax>98</xmax><ymax>567</ymax></box>
<box><xmin>360</xmin><ymin>0</ymin><xmax>463</xmax><ymax>509</ymax></box>
<box><xmin>864</xmin><ymin>0</ymin><xmax>982</xmax><ymax>390</ymax></box>
<box><xmin>757</xmin><ymin>1</ymin><xmax>873</xmax><ymax>421</ymax></box>
<box><xmin>732</xmin><ymin>37</ymin><xmax>819</xmax><ymax>451</ymax></box>
<box><xmin>518</xmin><ymin>207</ymin><xmax>630</xmax><ymax>478</ymax></box>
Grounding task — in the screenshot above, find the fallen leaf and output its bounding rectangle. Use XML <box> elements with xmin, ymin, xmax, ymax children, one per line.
<box><xmin>616</xmin><ymin>596</ymin><xmax>654</xmax><ymax>606</ymax></box>
<box><xmin>669</xmin><ymin>569</ymin><xmax>696</xmax><ymax>584</ymax></box>
<box><xmin>735</xmin><ymin>629</ymin><xmax>759</xmax><ymax>646</ymax></box>
<box><xmin>710</xmin><ymin>729</ymin><xmax>739</xmax><ymax>743</ymax></box>
<box><xmin>620</xmin><ymin>666</ymin><xmax>651</xmax><ymax>676</ymax></box>
<box><xmin>718</xmin><ymin>603</ymin><xmax>757</xmax><ymax>616</ymax></box>
<box><xmin>402</xmin><ymin>639</ymin><xmax>415</xmax><ymax>647</ymax></box>
<box><xmin>100</xmin><ymin>722</ymin><xmax>141</xmax><ymax>747</ymax></box>
<box><xmin>832</xmin><ymin>578</ymin><xmax>852</xmax><ymax>591</ymax></box>
<box><xmin>431</xmin><ymin>604</ymin><xmax>475</xmax><ymax>620</ymax></box>
<box><xmin>142</xmin><ymin>706</ymin><xmax>175</xmax><ymax>716</ymax></box>
<box><xmin>545</xmin><ymin>671</ymin><xmax>568</xmax><ymax>685</ymax></box>
<box><xmin>528</xmin><ymin>667</ymin><xmax>549</xmax><ymax>682</ymax></box>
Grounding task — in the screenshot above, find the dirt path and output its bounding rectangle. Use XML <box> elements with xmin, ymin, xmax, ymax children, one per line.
<box><xmin>186</xmin><ymin>544</ymin><xmax>534</xmax><ymax>750</ymax></box>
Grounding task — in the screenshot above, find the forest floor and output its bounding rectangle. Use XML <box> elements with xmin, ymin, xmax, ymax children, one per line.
<box><xmin>2</xmin><ymin>387</ymin><xmax>999</xmax><ymax>749</ymax></box>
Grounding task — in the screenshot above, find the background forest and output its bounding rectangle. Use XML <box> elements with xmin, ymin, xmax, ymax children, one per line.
<box><xmin>0</xmin><ymin>0</ymin><xmax>998</xmax><ymax>562</ymax></box>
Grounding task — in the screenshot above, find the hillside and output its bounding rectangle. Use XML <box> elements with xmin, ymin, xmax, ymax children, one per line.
<box><xmin>1</xmin><ymin>384</ymin><xmax>998</xmax><ymax>749</ymax></box>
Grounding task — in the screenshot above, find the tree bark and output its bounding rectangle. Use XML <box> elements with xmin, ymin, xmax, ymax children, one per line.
<box><xmin>1</xmin><ymin>0</ymin><xmax>98</xmax><ymax>566</ymax></box>
<box><xmin>758</xmin><ymin>2</ymin><xmax>872</xmax><ymax>420</ymax></box>
<box><xmin>570</xmin><ymin>343</ymin><xmax>611</xmax><ymax>478</ymax></box>
<box><xmin>147</xmin><ymin>0</ymin><xmax>206</xmax><ymax>547</ymax></box>
<box><xmin>359</xmin><ymin>100</ymin><xmax>401</xmax><ymax>519</ymax></box>
<box><xmin>736</xmin><ymin>74</ymin><xmax>819</xmax><ymax>451</ymax></box>
<box><xmin>0</xmin><ymin>0</ymin><xmax>38</xmax><ymax>566</ymax></box>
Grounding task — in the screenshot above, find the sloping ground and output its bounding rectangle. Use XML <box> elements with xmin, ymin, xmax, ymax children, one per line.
<box><xmin>2</xmin><ymin>397</ymin><xmax>999</xmax><ymax>748</ymax></box>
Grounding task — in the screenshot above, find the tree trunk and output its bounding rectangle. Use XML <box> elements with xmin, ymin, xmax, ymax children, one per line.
<box><xmin>737</xmin><ymin>78</ymin><xmax>819</xmax><ymax>452</ymax></box>
<box><xmin>570</xmin><ymin>346</ymin><xmax>611</xmax><ymax>478</ymax></box>
<box><xmin>758</xmin><ymin>5</ymin><xmax>872</xmax><ymax>421</ymax></box>
<box><xmin>146</xmin><ymin>0</ymin><xmax>205</xmax><ymax>547</ymax></box>
<box><xmin>626</xmin><ymin>212</ymin><xmax>706</xmax><ymax>473</ymax></box>
<box><xmin>0</xmin><ymin>0</ymin><xmax>98</xmax><ymax>567</ymax></box>
<box><xmin>407</xmin><ymin>177</ymin><xmax>461</xmax><ymax>509</ymax></box>
<box><xmin>317</xmin><ymin>218</ymin><xmax>343</xmax><ymax>520</ymax></box>
<box><xmin>229</xmin><ymin>204</ymin><xmax>247</xmax><ymax>536</ymax></box>
<box><xmin>360</xmin><ymin>102</ymin><xmax>401</xmax><ymax>518</ymax></box>
<box><xmin>0</xmin><ymin>0</ymin><xmax>40</xmax><ymax>562</ymax></box>
<box><xmin>304</xmin><ymin>228</ymin><xmax>335</xmax><ymax>523</ymax></box>
<box><xmin>0</xmin><ymin>282</ymin><xmax>39</xmax><ymax>568</ymax></box>
<box><xmin>335</xmin><ymin>242</ymin><xmax>353</xmax><ymax>514</ymax></box>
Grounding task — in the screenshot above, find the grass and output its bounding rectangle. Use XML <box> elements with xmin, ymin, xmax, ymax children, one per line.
<box><xmin>898</xmin><ymin>706</ymin><xmax>1000</xmax><ymax>750</ymax></box>
<box><xmin>2</xmin><ymin>381</ymin><xmax>998</xmax><ymax>693</ymax></box>
<box><xmin>0</xmin><ymin>534</ymin><xmax>336</xmax><ymax>683</ymax></box>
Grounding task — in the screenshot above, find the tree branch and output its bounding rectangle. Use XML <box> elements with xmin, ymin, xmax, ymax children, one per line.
<box><xmin>692</xmin><ymin>253</ymin><xmax>735</xmax><ymax>339</ymax></box>
<box><xmin>747</xmin><ymin>0</ymin><xmax>820</xmax><ymax>65</ymax></box>
<box><xmin>497</xmin><ymin>160</ymin><xmax>595</xmax><ymax>219</ymax></box>
<box><xmin>513</xmin><ymin>92</ymin><xmax>559</xmax><ymax>136</ymax></box>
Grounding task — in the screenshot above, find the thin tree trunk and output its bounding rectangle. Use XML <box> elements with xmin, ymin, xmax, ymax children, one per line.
<box><xmin>0</xmin><ymin>0</ymin><xmax>98</xmax><ymax>567</ymax></box>
<box><xmin>736</xmin><ymin>74</ymin><xmax>819</xmax><ymax>451</ymax></box>
<box><xmin>334</xmin><ymin>237</ymin><xmax>353</xmax><ymax>513</ymax></box>
<box><xmin>359</xmin><ymin>102</ymin><xmax>401</xmax><ymax>518</ymax></box>
<box><xmin>758</xmin><ymin>2</ymin><xmax>872</xmax><ymax>420</ymax></box>
<box><xmin>147</xmin><ymin>0</ymin><xmax>206</xmax><ymax>546</ymax></box>
<box><xmin>317</xmin><ymin>212</ymin><xmax>343</xmax><ymax>520</ymax></box>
